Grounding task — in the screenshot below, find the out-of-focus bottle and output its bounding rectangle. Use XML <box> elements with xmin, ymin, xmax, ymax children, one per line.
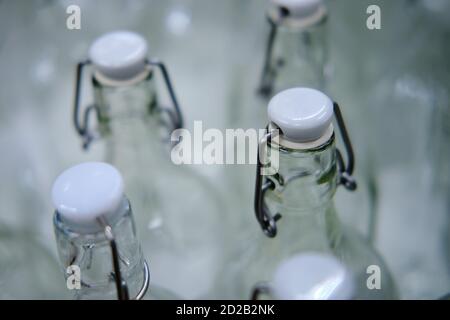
<box><xmin>51</xmin><ymin>162</ymin><xmax>178</xmax><ymax>299</ymax></box>
<box><xmin>322</xmin><ymin>0</ymin><xmax>450</xmax><ymax>298</ymax></box>
<box><xmin>367</xmin><ymin>72</ymin><xmax>450</xmax><ymax>299</ymax></box>
<box><xmin>0</xmin><ymin>226</ymin><xmax>69</xmax><ymax>299</ymax></box>
<box><xmin>73</xmin><ymin>30</ymin><xmax>183</xmax><ymax>150</ymax></box>
<box><xmin>223</xmin><ymin>88</ymin><xmax>397</xmax><ymax>299</ymax></box>
<box><xmin>71</xmin><ymin>31</ymin><xmax>226</xmax><ymax>299</ymax></box>
<box><xmin>233</xmin><ymin>0</ymin><xmax>329</xmax><ymax>130</ymax></box>
<box><xmin>251</xmin><ymin>252</ymin><xmax>355</xmax><ymax>300</ymax></box>
<box><xmin>257</xmin><ymin>0</ymin><xmax>328</xmax><ymax>99</ymax></box>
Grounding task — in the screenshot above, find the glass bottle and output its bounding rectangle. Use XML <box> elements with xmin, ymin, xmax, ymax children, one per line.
<box><xmin>360</xmin><ymin>1</ymin><xmax>450</xmax><ymax>298</ymax></box>
<box><xmin>232</xmin><ymin>0</ymin><xmax>329</xmax><ymax>131</ymax></box>
<box><xmin>223</xmin><ymin>88</ymin><xmax>397</xmax><ymax>299</ymax></box>
<box><xmin>227</xmin><ymin>1</ymin><xmax>376</xmax><ymax>250</ymax></box>
<box><xmin>224</xmin><ymin>0</ymin><xmax>331</xmax><ymax>239</ymax></box>
<box><xmin>257</xmin><ymin>0</ymin><xmax>328</xmax><ymax>99</ymax></box>
<box><xmin>0</xmin><ymin>147</ymin><xmax>69</xmax><ymax>299</ymax></box>
<box><xmin>257</xmin><ymin>0</ymin><xmax>376</xmax><ymax>241</ymax></box>
<box><xmin>72</xmin><ymin>31</ymin><xmax>227</xmax><ymax>299</ymax></box>
<box><xmin>51</xmin><ymin>162</ymin><xmax>178</xmax><ymax>300</ymax></box>
<box><xmin>251</xmin><ymin>252</ymin><xmax>355</xmax><ymax>300</ymax></box>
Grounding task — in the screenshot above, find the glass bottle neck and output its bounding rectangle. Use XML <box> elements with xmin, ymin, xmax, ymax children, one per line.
<box><xmin>53</xmin><ymin>197</ymin><xmax>146</xmax><ymax>300</ymax></box>
<box><xmin>92</xmin><ymin>70</ymin><xmax>157</xmax><ymax>126</ymax></box>
<box><xmin>266</xmin><ymin>135</ymin><xmax>341</xmax><ymax>246</ymax></box>
<box><xmin>271</xmin><ymin>18</ymin><xmax>328</xmax><ymax>91</ymax></box>
<box><xmin>91</xmin><ymin>71</ymin><xmax>173</xmax><ymax>156</ymax></box>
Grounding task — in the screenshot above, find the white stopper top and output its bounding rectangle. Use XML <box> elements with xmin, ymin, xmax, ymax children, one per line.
<box><xmin>271</xmin><ymin>0</ymin><xmax>323</xmax><ymax>19</ymax></box>
<box><xmin>268</xmin><ymin>87</ymin><xmax>333</xmax><ymax>143</ymax></box>
<box><xmin>52</xmin><ymin>162</ymin><xmax>125</xmax><ymax>233</ymax></box>
<box><xmin>272</xmin><ymin>253</ymin><xmax>355</xmax><ymax>300</ymax></box>
<box><xmin>89</xmin><ymin>30</ymin><xmax>148</xmax><ymax>81</ymax></box>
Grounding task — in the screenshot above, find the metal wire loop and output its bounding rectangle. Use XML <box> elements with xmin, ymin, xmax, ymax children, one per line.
<box><xmin>254</xmin><ymin>127</ymin><xmax>282</xmax><ymax>238</ymax></box>
<box><xmin>146</xmin><ymin>59</ymin><xmax>184</xmax><ymax>131</ymax></box>
<box><xmin>257</xmin><ymin>18</ymin><xmax>278</xmax><ymax>97</ymax></box>
<box><xmin>73</xmin><ymin>58</ymin><xmax>184</xmax><ymax>150</ymax></box>
<box><xmin>333</xmin><ymin>102</ymin><xmax>357</xmax><ymax>191</ymax></box>
<box><xmin>72</xmin><ymin>60</ymin><xmax>99</xmax><ymax>150</ymax></box>
<box><xmin>99</xmin><ymin>220</ymin><xmax>150</xmax><ymax>300</ymax></box>
<box><xmin>250</xmin><ymin>282</ymin><xmax>271</xmax><ymax>300</ymax></box>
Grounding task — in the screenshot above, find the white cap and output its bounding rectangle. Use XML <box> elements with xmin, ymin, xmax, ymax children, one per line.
<box><xmin>89</xmin><ymin>30</ymin><xmax>148</xmax><ymax>81</ymax></box>
<box><xmin>272</xmin><ymin>253</ymin><xmax>355</xmax><ymax>300</ymax></box>
<box><xmin>271</xmin><ymin>0</ymin><xmax>323</xmax><ymax>19</ymax></box>
<box><xmin>268</xmin><ymin>87</ymin><xmax>333</xmax><ymax>143</ymax></box>
<box><xmin>52</xmin><ymin>162</ymin><xmax>125</xmax><ymax>233</ymax></box>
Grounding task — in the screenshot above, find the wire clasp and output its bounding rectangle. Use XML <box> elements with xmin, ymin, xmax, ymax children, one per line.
<box><xmin>73</xmin><ymin>59</ymin><xmax>183</xmax><ymax>150</ymax></box>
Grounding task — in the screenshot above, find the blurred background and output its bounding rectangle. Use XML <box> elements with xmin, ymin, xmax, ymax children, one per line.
<box><xmin>0</xmin><ymin>0</ymin><xmax>449</xmax><ymax>299</ymax></box>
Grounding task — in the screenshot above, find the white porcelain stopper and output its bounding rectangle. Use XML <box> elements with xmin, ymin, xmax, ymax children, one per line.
<box><xmin>51</xmin><ymin>162</ymin><xmax>125</xmax><ymax>233</ymax></box>
<box><xmin>268</xmin><ymin>87</ymin><xmax>333</xmax><ymax>142</ymax></box>
<box><xmin>272</xmin><ymin>252</ymin><xmax>355</xmax><ymax>300</ymax></box>
<box><xmin>89</xmin><ymin>30</ymin><xmax>148</xmax><ymax>81</ymax></box>
<box><xmin>271</xmin><ymin>0</ymin><xmax>323</xmax><ymax>19</ymax></box>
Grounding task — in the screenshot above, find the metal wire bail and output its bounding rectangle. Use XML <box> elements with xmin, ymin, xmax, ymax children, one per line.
<box><xmin>100</xmin><ymin>220</ymin><xmax>150</xmax><ymax>300</ymax></box>
<box><xmin>250</xmin><ymin>282</ymin><xmax>271</xmax><ymax>300</ymax></box>
<box><xmin>254</xmin><ymin>103</ymin><xmax>356</xmax><ymax>238</ymax></box>
<box><xmin>254</xmin><ymin>127</ymin><xmax>282</xmax><ymax>238</ymax></box>
<box><xmin>258</xmin><ymin>6</ymin><xmax>297</xmax><ymax>98</ymax></box>
<box><xmin>73</xmin><ymin>58</ymin><xmax>184</xmax><ymax>150</ymax></box>
<box><xmin>145</xmin><ymin>59</ymin><xmax>184</xmax><ymax>131</ymax></box>
<box><xmin>333</xmin><ymin>102</ymin><xmax>357</xmax><ymax>191</ymax></box>
<box><xmin>257</xmin><ymin>18</ymin><xmax>278</xmax><ymax>98</ymax></box>
<box><xmin>73</xmin><ymin>60</ymin><xmax>99</xmax><ymax>150</ymax></box>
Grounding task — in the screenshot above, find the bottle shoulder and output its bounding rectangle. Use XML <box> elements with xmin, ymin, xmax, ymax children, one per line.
<box><xmin>335</xmin><ymin>226</ymin><xmax>399</xmax><ymax>299</ymax></box>
<box><xmin>227</xmin><ymin>221</ymin><xmax>398</xmax><ymax>299</ymax></box>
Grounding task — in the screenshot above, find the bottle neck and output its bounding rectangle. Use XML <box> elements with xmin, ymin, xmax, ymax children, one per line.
<box><xmin>92</xmin><ymin>71</ymin><xmax>173</xmax><ymax>159</ymax></box>
<box><xmin>270</xmin><ymin>17</ymin><xmax>328</xmax><ymax>91</ymax></box>
<box><xmin>92</xmin><ymin>70</ymin><xmax>158</xmax><ymax>128</ymax></box>
<box><xmin>53</xmin><ymin>197</ymin><xmax>146</xmax><ymax>300</ymax></box>
<box><xmin>266</xmin><ymin>135</ymin><xmax>341</xmax><ymax>246</ymax></box>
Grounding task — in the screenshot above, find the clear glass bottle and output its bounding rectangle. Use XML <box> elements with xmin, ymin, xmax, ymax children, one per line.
<box><xmin>223</xmin><ymin>88</ymin><xmax>397</xmax><ymax>299</ymax></box>
<box><xmin>321</xmin><ymin>0</ymin><xmax>450</xmax><ymax>298</ymax></box>
<box><xmin>224</xmin><ymin>0</ymin><xmax>331</xmax><ymax>242</ymax></box>
<box><xmin>52</xmin><ymin>162</ymin><xmax>178</xmax><ymax>300</ymax></box>
<box><xmin>0</xmin><ymin>149</ymin><xmax>69</xmax><ymax>299</ymax></box>
<box><xmin>251</xmin><ymin>252</ymin><xmax>355</xmax><ymax>300</ymax></box>
<box><xmin>366</xmin><ymin>72</ymin><xmax>450</xmax><ymax>299</ymax></box>
<box><xmin>257</xmin><ymin>0</ymin><xmax>328</xmax><ymax>99</ymax></box>
<box><xmin>72</xmin><ymin>31</ymin><xmax>227</xmax><ymax>299</ymax></box>
<box><xmin>255</xmin><ymin>0</ymin><xmax>376</xmax><ymax>242</ymax></box>
<box><xmin>227</xmin><ymin>1</ymin><xmax>376</xmax><ymax>247</ymax></box>
<box><xmin>227</xmin><ymin>0</ymin><xmax>329</xmax><ymax>133</ymax></box>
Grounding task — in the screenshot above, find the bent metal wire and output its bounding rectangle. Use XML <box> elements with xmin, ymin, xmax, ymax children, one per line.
<box><xmin>257</xmin><ymin>17</ymin><xmax>278</xmax><ymax>97</ymax></box>
<box><xmin>254</xmin><ymin>126</ymin><xmax>282</xmax><ymax>238</ymax></box>
<box><xmin>254</xmin><ymin>102</ymin><xmax>357</xmax><ymax>238</ymax></box>
<box><xmin>72</xmin><ymin>58</ymin><xmax>184</xmax><ymax>150</ymax></box>
<box><xmin>98</xmin><ymin>218</ymin><xmax>150</xmax><ymax>300</ymax></box>
<box><xmin>250</xmin><ymin>282</ymin><xmax>271</xmax><ymax>300</ymax></box>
